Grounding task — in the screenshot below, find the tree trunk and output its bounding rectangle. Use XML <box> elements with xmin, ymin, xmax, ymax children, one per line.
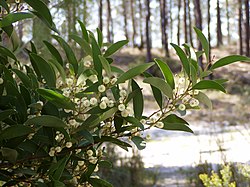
<box><xmin>130</xmin><ymin>0</ymin><xmax>137</xmax><ymax>47</ymax></box>
<box><xmin>99</xmin><ymin>0</ymin><xmax>103</xmax><ymax>31</ymax></box>
<box><xmin>193</xmin><ymin>0</ymin><xmax>203</xmax><ymax>69</ymax></box>
<box><xmin>216</xmin><ymin>0</ymin><xmax>223</xmax><ymax>47</ymax></box>
<box><xmin>160</xmin><ymin>0</ymin><xmax>169</xmax><ymax>57</ymax></box>
<box><xmin>184</xmin><ymin>0</ymin><xmax>188</xmax><ymax>43</ymax></box>
<box><xmin>226</xmin><ymin>0</ymin><xmax>230</xmax><ymax>44</ymax></box>
<box><xmin>138</xmin><ymin>0</ymin><xmax>144</xmax><ymax>49</ymax></box>
<box><xmin>72</xmin><ymin>1</ymin><xmax>77</xmax><ymax>34</ymax></box>
<box><xmin>146</xmin><ymin>0</ymin><xmax>152</xmax><ymax>62</ymax></box>
<box><xmin>177</xmin><ymin>0</ymin><xmax>181</xmax><ymax>45</ymax></box>
<box><xmin>169</xmin><ymin>0</ymin><xmax>173</xmax><ymax>42</ymax></box>
<box><xmin>187</xmin><ymin>0</ymin><xmax>193</xmax><ymax>46</ymax></box>
<box><xmin>107</xmin><ymin>0</ymin><xmax>114</xmax><ymax>43</ymax></box>
<box><xmin>207</xmin><ymin>0</ymin><xmax>211</xmax><ymax>62</ymax></box>
<box><xmin>238</xmin><ymin>0</ymin><xmax>243</xmax><ymax>55</ymax></box>
<box><xmin>122</xmin><ymin>0</ymin><xmax>129</xmax><ymax>40</ymax></box>
<box><xmin>245</xmin><ymin>0</ymin><xmax>249</xmax><ymax>56</ymax></box>
<box><xmin>83</xmin><ymin>0</ymin><xmax>88</xmax><ymax>24</ymax></box>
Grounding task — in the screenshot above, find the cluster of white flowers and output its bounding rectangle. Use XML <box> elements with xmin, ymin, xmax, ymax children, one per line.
<box><xmin>55</xmin><ymin>131</ymin><xmax>64</xmax><ymax>142</ymax></box>
<box><xmin>68</xmin><ymin>119</ymin><xmax>80</xmax><ymax>129</ymax></box>
<box><xmin>49</xmin><ymin>146</ymin><xmax>62</xmax><ymax>157</ymax></box>
<box><xmin>99</xmin><ymin>96</ymin><xmax>115</xmax><ymax>109</ymax></box>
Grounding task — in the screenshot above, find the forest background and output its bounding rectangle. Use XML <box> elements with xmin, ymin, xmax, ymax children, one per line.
<box><xmin>1</xmin><ymin>0</ymin><xmax>250</xmax><ymax>186</ymax></box>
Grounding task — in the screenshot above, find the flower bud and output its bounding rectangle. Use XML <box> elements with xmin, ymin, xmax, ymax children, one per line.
<box><xmin>98</xmin><ymin>85</ymin><xmax>106</xmax><ymax>93</ymax></box>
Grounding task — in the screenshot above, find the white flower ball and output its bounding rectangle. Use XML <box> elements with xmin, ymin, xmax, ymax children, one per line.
<box><xmin>78</xmin><ymin>160</ymin><xmax>85</xmax><ymax>166</ymax></box>
<box><xmin>107</xmin><ymin>100</ymin><xmax>114</xmax><ymax>107</ymax></box>
<box><xmin>99</xmin><ymin>101</ymin><xmax>107</xmax><ymax>109</ymax></box>
<box><xmin>119</xmin><ymin>90</ymin><xmax>127</xmax><ymax>97</ymax></box>
<box><xmin>83</xmin><ymin>99</ymin><xmax>90</xmax><ymax>107</ymax></box>
<box><xmin>121</xmin><ymin>109</ymin><xmax>129</xmax><ymax>117</ymax></box>
<box><xmin>103</xmin><ymin>77</ymin><xmax>110</xmax><ymax>84</ymax></box>
<box><xmin>84</xmin><ymin>61</ymin><xmax>92</xmax><ymax>68</ymax></box>
<box><xmin>189</xmin><ymin>98</ymin><xmax>199</xmax><ymax>107</ymax></box>
<box><xmin>98</xmin><ymin>85</ymin><xmax>106</xmax><ymax>93</ymax></box>
<box><xmin>118</xmin><ymin>104</ymin><xmax>126</xmax><ymax>111</ymax></box>
<box><xmin>101</xmin><ymin>96</ymin><xmax>109</xmax><ymax>103</ymax></box>
<box><xmin>66</xmin><ymin>142</ymin><xmax>73</xmax><ymax>148</ymax></box>
<box><xmin>90</xmin><ymin>97</ymin><xmax>98</xmax><ymax>105</ymax></box>
<box><xmin>110</xmin><ymin>77</ymin><xmax>117</xmax><ymax>85</ymax></box>
<box><xmin>55</xmin><ymin>146</ymin><xmax>62</xmax><ymax>153</ymax></box>
<box><xmin>178</xmin><ymin>104</ymin><xmax>186</xmax><ymax>111</ymax></box>
<box><xmin>155</xmin><ymin>122</ymin><xmax>164</xmax><ymax>129</ymax></box>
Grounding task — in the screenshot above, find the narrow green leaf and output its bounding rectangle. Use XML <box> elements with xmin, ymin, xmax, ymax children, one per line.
<box><xmin>143</xmin><ymin>72</ymin><xmax>163</xmax><ymax>109</ymax></box>
<box><xmin>214</xmin><ymin>79</ymin><xmax>228</xmax><ymax>85</ymax></box>
<box><xmin>28</xmin><ymin>73</ymin><xmax>39</xmax><ymax>89</ymax></box>
<box><xmin>0</xmin><ymin>0</ymin><xmax>10</xmax><ymax>13</ymax></box>
<box><xmin>200</xmin><ymin>71</ymin><xmax>212</xmax><ymax>78</ymax></box>
<box><xmin>79</xmin><ymin>130</ymin><xmax>94</xmax><ymax>144</ymax></box>
<box><xmin>31</xmin><ymin>10</ymin><xmax>58</xmax><ymax>33</ymax></box>
<box><xmin>190</xmin><ymin>64</ymin><xmax>197</xmax><ymax>84</ymax></box>
<box><xmin>2</xmin><ymin>24</ymin><xmax>13</xmax><ymax>37</ymax></box>
<box><xmin>96</xmin><ymin>28</ymin><xmax>103</xmax><ymax>47</ymax></box>
<box><xmin>116</xmin><ymin>62</ymin><xmax>154</xmax><ymax>84</ymax></box>
<box><xmin>0</xmin><ymin>148</ymin><xmax>18</xmax><ymax>163</ymax></box>
<box><xmin>25</xmin><ymin>115</ymin><xmax>66</xmax><ymax>128</ymax></box>
<box><xmin>90</xmin><ymin>35</ymin><xmax>102</xmax><ymax>80</ymax></box>
<box><xmin>94</xmin><ymin>136</ymin><xmax>132</xmax><ymax>151</ymax></box>
<box><xmin>0</xmin><ymin>109</ymin><xmax>16</xmax><ymax>121</ymax></box>
<box><xmin>210</xmin><ymin>55</ymin><xmax>250</xmax><ymax>70</ymax></box>
<box><xmin>37</xmin><ymin>88</ymin><xmax>75</xmax><ymax>110</ymax></box>
<box><xmin>154</xmin><ymin>59</ymin><xmax>175</xmax><ymax>89</ymax></box>
<box><xmin>192</xmin><ymin>80</ymin><xmax>226</xmax><ymax>93</ymax></box>
<box><xmin>88</xmin><ymin>177</ymin><xmax>113</xmax><ymax>187</ymax></box>
<box><xmin>161</xmin><ymin>114</ymin><xmax>193</xmax><ymax>133</ymax></box>
<box><xmin>0</xmin><ymin>125</ymin><xmax>34</xmax><ymax>140</ymax></box>
<box><xmin>28</xmin><ymin>53</ymin><xmax>41</xmax><ymax>81</ymax></box>
<box><xmin>69</xmin><ymin>34</ymin><xmax>92</xmax><ymax>56</ymax></box>
<box><xmin>0</xmin><ymin>12</ymin><xmax>33</xmax><ymax>28</ymax></box>
<box><xmin>99</xmin><ymin>56</ymin><xmax>112</xmax><ymax>77</ymax></box>
<box><xmin>114</xmin><ymin>116</ymin><xmax>124</xmax><ymax>133</ymax></box>
<box><xmin>194</xmin><ymin>27</ymin><xmax>209</xmax><ymax>62</ymax></box>
<box><xmin>30</xmin><ymin>41</ymin><xmax>37</xmax><ymax>53</ymax></box>
<box><xmin>131</xmin><ymin>79</ymin><xmax>143</xmax><ymax>119</ymax></box>
<box><xmin>143</xmin><ymin>77</ymin><xmax>173</xmax><ymax>98</ymax></box>
<box><xmin>104</xmin><ymin>40</ymin><xmax>129</xmax><ymax>57</ymax></box>
<box><xmin>131</xmin><ymin>136</ymin><xmax>146</xmax><ymax>150</ymax></box>
<box><xmin>3</xmin><ymin>66</ymin><xmax>17</xmax><ymax>89</ymax></box>
<box><xmin>0</xmin><ymin>46</ymin><xmax>17</xmax><ymax>61</ymax></box>
<box><xmin>124</xmin><ymin>116</ymin><xmax>144</xmax><ymax>130</ymax></box>
<box><xmin>78</xmin><ymin>20</ymin><xmax>89</xmax><ymax>42</ymax></box>
<box><xmin>79</xmin><ymin>107</ymin><xmax>117</xmax><ymax>130</ymax></box>
<box><xmin>43</xmin><ymin>41</ymin><xmax>64</xmax><ymax>66</ymax></box>
<box><xmin>30</xmin><ymin>53</ymin><xmax>56</xmax><ymax>88</ymax></box>
<box><xmin>5</xmin><ymin>81</ymin><xmax>27</xmax><ymax>122</ymax></box>
<box><xmin>111</xmin><ymin>65</ymin><xmax>124</xmax><ymax>74</ymax></box>
<box><xmin>195</xmin><ymin>91</ymin><xmax>212</xmax><ymax>109</ymax></box>
<box><xmin>53</xmin><ymin>155</ymin><xmax>71</xmax><ymax>181</ymax></box>
<box><xmin>53</xmin><ymin>180</ymin><xmax>65</xmax><ymax>187</ymax></box>
<box><xmin>98</xmin><ymin>160</ymin><xmax>112</xmax><ymax>168</ymax></box>
<box><xmin>24</xmin><ymin>0</ymin><xmax>53</xmax><ymax>25</ymax></box>
<box><xmin>48</xmin><ymin>59</ymin><xmax>66</xmax><ymax>83</ymax></box>
<box><xmin>170</xmin><ymin>43</ymin><xmax>190</xmax><ymax>75</ymax></box>
<box><xmin>52</xmin><ymin>35</ymin><xmax>78</xmax><ymax>74</ymax></box>
<box><xmin>12</xmin><ymin>69</ymin><xmax>32</xmax><ymax>88</ymax></box>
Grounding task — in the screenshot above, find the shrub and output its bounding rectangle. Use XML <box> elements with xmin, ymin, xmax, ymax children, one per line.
<box><xmin>1</xmin><ymin>0</ymin><xmax>249</xmax><ymax>186</ymax></box>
